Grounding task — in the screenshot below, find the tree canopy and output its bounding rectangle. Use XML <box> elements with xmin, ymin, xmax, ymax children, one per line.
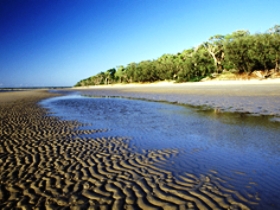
<box><xmin>75</xmin><ymin>25</ymin><xmax>280</xmax><ymax>87</ymax></box>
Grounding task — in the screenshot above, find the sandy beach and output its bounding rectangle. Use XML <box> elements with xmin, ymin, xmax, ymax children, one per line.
<box><xmin>0</xmin><ymin>89</ymin><xmax>264</xmax><ymax>209</ymax></box>
<box><xmin>75</xmin><ymin>79</ymin><xmax>280</xmax><ymax>117</ymax></box>
<box><xmin>2</xmin><ymin>80</ymin><xmax>280</xmax><ymax>209</ymax></box>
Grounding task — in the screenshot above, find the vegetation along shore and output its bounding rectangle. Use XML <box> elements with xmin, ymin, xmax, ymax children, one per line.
<box><xmin>75</xmin><ymin>25</ymin><xmax>280</xmax><ymax>87</ymax></box>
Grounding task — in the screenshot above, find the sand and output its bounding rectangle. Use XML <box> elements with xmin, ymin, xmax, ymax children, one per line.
<box><xmin>75</xmin><ymin>79</ymin><xmax>280</xmax><ymax>117</ymax></box>
<box><xmin>0</xmin><ymin>89</ymin><xmax>257</xmax><ymax>209</ymax></box>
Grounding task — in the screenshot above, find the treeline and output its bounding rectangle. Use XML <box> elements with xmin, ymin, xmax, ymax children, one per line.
<box><xmin>75</xmin><ymin>25</ymin><xmax>280</xmax><ymax>86</ymax></box>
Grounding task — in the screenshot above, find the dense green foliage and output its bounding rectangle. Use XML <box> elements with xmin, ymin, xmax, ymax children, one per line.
<box><xmin>75</xmin><ymin>25</ymin><xmax>280</xmax><ymax>86</ymax></box>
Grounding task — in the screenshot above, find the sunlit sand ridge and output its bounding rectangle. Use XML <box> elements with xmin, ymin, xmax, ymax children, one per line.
<box><xmin>0</xmin><ymin>90</ymin><xmax>258</xmax><ymax>209</ymax></box>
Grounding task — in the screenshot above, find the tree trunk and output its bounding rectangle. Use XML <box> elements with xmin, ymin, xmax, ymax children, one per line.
<box><xmin>275</xmin><ymin>59</ymin><xmax>279</xmax><ymax>72</ymax></box>
<box><xmin>203</xmin><ymin>45</ymin><xmax>218</xmax><ymax>73</ymax></box>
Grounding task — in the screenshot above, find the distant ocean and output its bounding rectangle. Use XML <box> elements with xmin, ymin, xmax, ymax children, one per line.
<box><xmin>0</xmin><ymin>86</ymin><xmax>71</xmax><ymax>92</ymax></box>
<box><xmin>0</xmin><ymin>89</ymin><xmax>25</xmax><ymax>92</ymax></box>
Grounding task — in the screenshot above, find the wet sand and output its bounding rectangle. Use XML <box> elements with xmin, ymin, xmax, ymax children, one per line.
<box><xmin>76</xmin><ymin>80</ymin><xmax>280</xmax><ymax>117</ymax></box>
<box><xmin>0</xmin><ymin>90</ymin><xmax>256</xmax><ymax>209</ymax></box>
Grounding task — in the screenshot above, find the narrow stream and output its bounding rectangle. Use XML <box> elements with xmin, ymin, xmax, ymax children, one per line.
<box><xmin>41</xmin><ymin>93</ymin><xmax>280</xmax><ymax>209</ymax></box>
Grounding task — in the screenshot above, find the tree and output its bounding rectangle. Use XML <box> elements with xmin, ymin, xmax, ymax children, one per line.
<box><xmin>202</xmin><ymin>35</ymin><xmax>225</xmax><ymax>73</ymax></box>
<box><xmin>225</xmin><ymin>30</ymin><xmax>250</xmax><ymax>40</ymax></box>
<box><xmin>267</xmin><ymin>25</ymin><xmax>280</xmax><ymax>34</ymax></box>
<box><xmin>192</xmin><ymin>46</ymin><xmax>215</xmax><ymax>79</ymax></box>
<box><xmin>126</xmin><ymin>62</ymin><xmax>137</xmax><ymax>82</ymax></box>
<box><xmin>75</xmin><ymin>25</ymin><xmax>280</xmax><ymax>87</ymax></box>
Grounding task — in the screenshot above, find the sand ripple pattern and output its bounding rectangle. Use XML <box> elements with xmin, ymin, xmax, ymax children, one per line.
<box><xmin>0</xmin><ymin>94</ymin><xmax>255</xmax><ymax>209</ymax></box>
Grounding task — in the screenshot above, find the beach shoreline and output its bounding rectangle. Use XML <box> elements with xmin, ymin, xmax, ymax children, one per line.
<box><xmin>73</xmin><ymin>78</ymin><xmax>280</xmax><ymax>89</ymax></box>
<box><xmin>72</xmin><ymin>79</ymin><xmax>280</xmax><ymax>117</ymax></box>
<box><xmin>0</xmin><ymin>89</ymin><xmax>262</xmax><ymax>209</ymax></box>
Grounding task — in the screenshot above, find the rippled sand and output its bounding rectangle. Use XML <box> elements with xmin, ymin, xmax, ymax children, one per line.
<box><xmin>0</xmin><ymin>90</ymin><xmax>259</xmax><ymax>209</ymax></box>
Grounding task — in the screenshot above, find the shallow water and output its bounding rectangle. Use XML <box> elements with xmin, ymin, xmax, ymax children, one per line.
<box><xmin>41</xmin><ymin>93</ymin><xmax>280</xmax><ymax>209</ymax></box>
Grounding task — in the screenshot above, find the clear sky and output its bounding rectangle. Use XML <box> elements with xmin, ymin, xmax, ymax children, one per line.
<box><xmin>0</xmin><ymin>0</ymin><xmax>279</xmax><ymax>87</ymax></box>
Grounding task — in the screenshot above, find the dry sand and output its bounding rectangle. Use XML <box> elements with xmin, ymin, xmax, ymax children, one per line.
<box><xmin>76</xmin><ymin>79</ymin><xmax>280</xmax><ymax>117</ymax></box>
<box><xmin>0</xmin><ymin>90</ymin><xmax>256</xmax><ymax>209</ymax></box>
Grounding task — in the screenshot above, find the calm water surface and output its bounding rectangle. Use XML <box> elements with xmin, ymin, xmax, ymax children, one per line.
<box><xmin>41</xmin><ymin>93</ymin><xmax>280</xmax><ymax>209</ymax></box>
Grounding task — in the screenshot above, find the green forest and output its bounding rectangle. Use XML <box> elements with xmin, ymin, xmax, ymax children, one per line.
<box><xmin>75</xmin><ymin>25</ymin><xmax>280</xmax><ymax>87</ymax></box>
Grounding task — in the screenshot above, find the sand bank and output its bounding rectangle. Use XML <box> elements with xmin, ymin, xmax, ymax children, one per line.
<box><xmin>74</xmin><ymin>79</ymin><xmax>280</xmax><ymax>116</ymax></box>
<box><xmin>0</xmin><ymin>90</ymin><xmax>257</xmax><ymax>209</ymax></box>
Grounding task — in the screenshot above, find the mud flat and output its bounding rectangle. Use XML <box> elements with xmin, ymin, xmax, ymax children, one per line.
<box><xmin>0</xmin><ymin>90</ymin><xmax>260</xmax><ymax>209</ymax></box>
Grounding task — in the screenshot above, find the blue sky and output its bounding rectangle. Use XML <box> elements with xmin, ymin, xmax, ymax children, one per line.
<box><xmin>0</xmin><ymin>0</ymin><xmax>279</xmax><ymax>87</ymax></box>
